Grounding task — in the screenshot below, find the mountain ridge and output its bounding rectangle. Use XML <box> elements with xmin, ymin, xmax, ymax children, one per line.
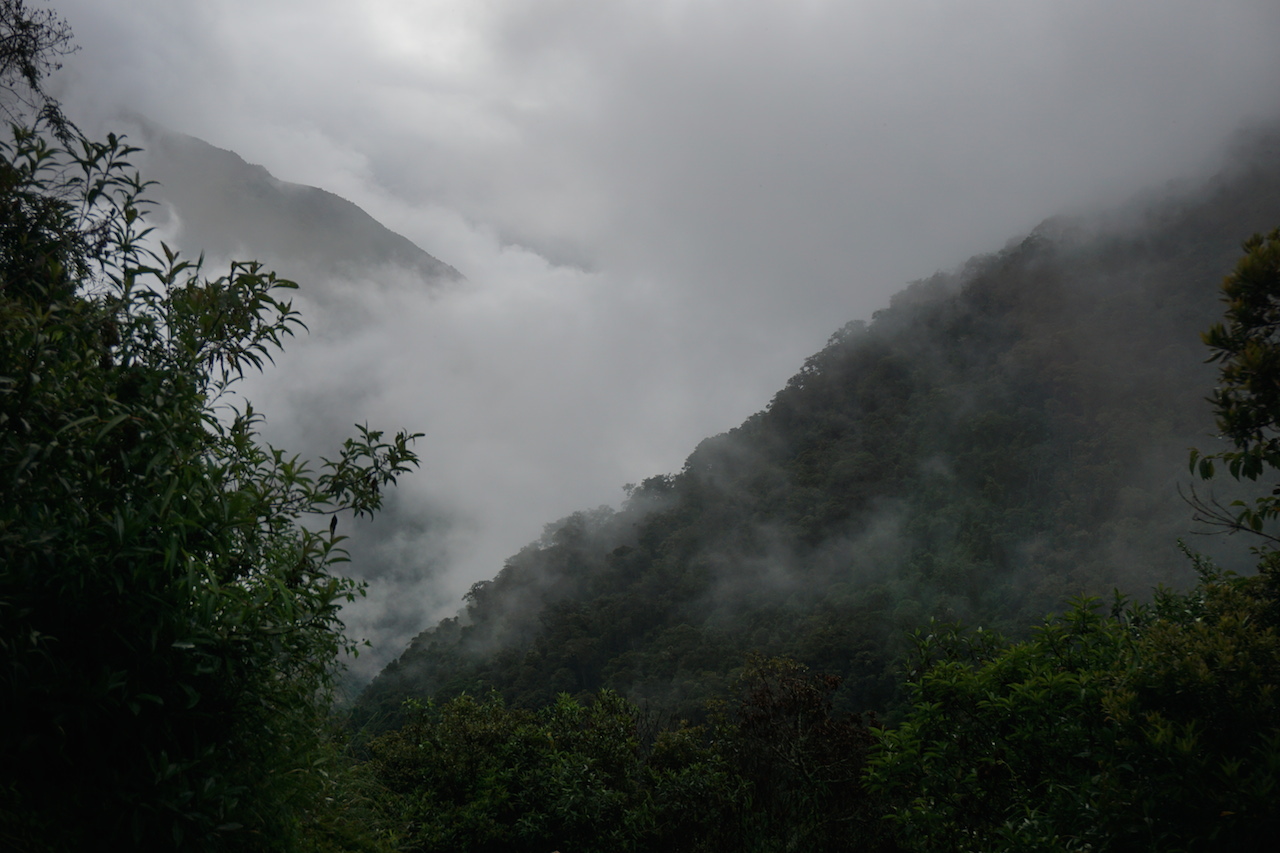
<box><xmin>117</xmin><ymin>114</ymin><xmax>462</xmax><ymax>285</ymax></box>
<box><xmin>353</xmin><ymin>122</ymin><xmax>1280</xmax><ymax>728</ymax></box>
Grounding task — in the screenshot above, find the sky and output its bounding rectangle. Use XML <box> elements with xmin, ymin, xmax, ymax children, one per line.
<box><xmin>49</xmin><ymin>0</ymin><xmax>1280</xmax><ymax>678</ymax></box>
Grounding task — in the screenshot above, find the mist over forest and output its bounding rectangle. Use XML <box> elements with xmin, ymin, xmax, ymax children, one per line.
<box><xmin>124</xmin><ymin>113</ymin><xmax>1280</xmax><ymax>698</ymax></box>
<box><xmin>48</xmin><ymin>0</ymin><xmax>1280</xmax><ymax>682</ymax></box>
<box><xmin>10</xmin><ymin>1</ymin><xmax>1280</xmax><ymax>848</ymax></box>
<box><xmin>351</xmin><ymin>120</ymin><xmax>1280</xmax><ymax>721</ymax></box>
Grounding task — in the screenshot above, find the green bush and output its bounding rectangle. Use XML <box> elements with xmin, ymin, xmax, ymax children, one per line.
<box><xmin>0</xmin><ymin>123</ymin><xmax>418</xmax><ymax>849</ymax></box>
<box><xmin>866</xmin><ymin>559</ymin><xmax>1280</xmax><ymax>852</ymax></box>
<box><xmin>366</xmin><ymin>689</ymin><xmax>740</xmax><ymax>853</ymax></box>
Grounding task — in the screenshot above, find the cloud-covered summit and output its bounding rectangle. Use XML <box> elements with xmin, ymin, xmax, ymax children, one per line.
<box><xmin>123</xmin><ymin>115</ymin><xmax>461</xmax><ymax>286</ymax></box>
<box><xmin>46</xmin><ymin>0</ymin><xmax>1280</xmax><ymax>680</ymax></box>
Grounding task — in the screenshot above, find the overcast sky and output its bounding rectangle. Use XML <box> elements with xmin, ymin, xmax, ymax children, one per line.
<box><xmin>50</xmin><ymin>0</ymin><xmax>1280</xmax><ymax>676</ymax></box>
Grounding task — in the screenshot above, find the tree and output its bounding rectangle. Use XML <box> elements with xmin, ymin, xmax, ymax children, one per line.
<box><xmin>712</xmin><ymin>656</ymin><xmax>887</xmax><ymax>852</ymax></box>
<box><xmin>366</xmin><ymin>690</ymin><xmax>740</xmax><ymax>853</ymax></box>
<box><xmin>0</xmin><ymin>119</ymin><xmax>419</xmax><ymax>851</ymax></box>
<box><xmin>865</xmin><ymin>599</ymin><xmax>1128</xmax><ymax>852</ymax></box>
<box><xmin>0</xmin><ymin>0</ymin><xmax>76</xmax><ymax>138</ymax></box>
<box><xmin>1190</xmin><ymin>229</ymin><xmax>1280</xmax><ymax>541</ymax></box>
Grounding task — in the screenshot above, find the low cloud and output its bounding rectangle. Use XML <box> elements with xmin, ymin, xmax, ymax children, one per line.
<box><xmin>47</xmin><ymin>0</ymin><xmax>1280</xmax><ymax>678</ymax></box>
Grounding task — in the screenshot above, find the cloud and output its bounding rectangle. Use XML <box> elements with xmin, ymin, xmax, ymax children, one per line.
<box><xmin>48</xmin><ymin>0</ymin><xmax>1280</xmax><ymax>677</ymax></box>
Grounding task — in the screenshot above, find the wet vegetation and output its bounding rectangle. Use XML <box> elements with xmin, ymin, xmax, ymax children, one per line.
<box><xmin>5</xmin><ymin>2</ymin><xmax>1280</xmax><ymax>848</ymax></box>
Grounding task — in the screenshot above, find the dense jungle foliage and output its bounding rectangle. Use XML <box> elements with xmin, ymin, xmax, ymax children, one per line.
<box><xmin>359</xmin><ymin>655</ymin><xmax>890</xmax><ymax>853</ymax></box>
<box><xmin>359</xmin><ymin>560</ymin><xmax>1280</xmax><ymax>852</ymax></box>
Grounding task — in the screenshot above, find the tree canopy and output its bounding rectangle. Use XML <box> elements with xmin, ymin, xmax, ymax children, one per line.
<box><xmin>0</xmin><ymin>0</ymin><xmax>75</xmax><ymax>137</ymax></box>
<box><xmin>1191</xmin><ymin>229</ymin><xmax>1280</xmax><ymax>540</ymax></box>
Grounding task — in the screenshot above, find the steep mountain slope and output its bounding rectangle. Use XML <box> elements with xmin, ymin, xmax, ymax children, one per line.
<box><xmin>119</xmin><ymin>115</ymin><xmax>461</xmax><ymax>285</ymax></box>
<box><xmin>356</xmin><ymin>126</ymin><xmax>1280</xmax><ymax>727</ymax></box>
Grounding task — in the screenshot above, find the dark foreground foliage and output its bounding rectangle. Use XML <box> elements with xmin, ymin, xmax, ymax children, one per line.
<box><xmin>361</xmin><ymin>551</ymin><xmax>1280</xmax><ymax>853</ymax></box>
<box><xmin>362</xmin><ymin>656</ymin><xmax>889</xmax><ymax>853</ymax></box>
<box><xmin>361</xmin><ymin>550</ymin><xmax>1280</xmax><ymax>852</ymax></box>
<box><xmin>869</xmin><ymin>557</ymin><xmax>1280</xmax><ymax>851</ymax></box>
<box><xmin>0</xmin><ymin>75</ymin><xmax>417</xmax><ymax>853</ymax></box>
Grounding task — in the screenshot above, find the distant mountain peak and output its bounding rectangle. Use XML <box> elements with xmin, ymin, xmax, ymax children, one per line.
<box><xmin>116</xmin><ymin>114</ymin><xmax>462</xmax><ymax>285</ymax></box>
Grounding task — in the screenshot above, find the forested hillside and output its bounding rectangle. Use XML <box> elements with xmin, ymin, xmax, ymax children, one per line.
<box><xmin>358</xmin><ymin>125</ymin><xmax>1280</xmax><ymax>727</ymax></box>
<box><xmin>8</xmin><ymin>0</ymin><xmax>1280</xmax><ymax>848</ymax></box>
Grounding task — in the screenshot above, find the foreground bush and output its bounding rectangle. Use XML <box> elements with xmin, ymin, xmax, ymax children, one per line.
<box><xmin>0</xmin><ymin>124</ymin><xmax>418</xmax><ymax>850</ymax></box>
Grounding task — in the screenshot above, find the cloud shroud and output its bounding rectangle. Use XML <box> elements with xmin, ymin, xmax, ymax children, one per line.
<box><xmin>48</xmin><ymin>0</ymin><xmax>1280</xmax><ymax>675</ymax></box>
